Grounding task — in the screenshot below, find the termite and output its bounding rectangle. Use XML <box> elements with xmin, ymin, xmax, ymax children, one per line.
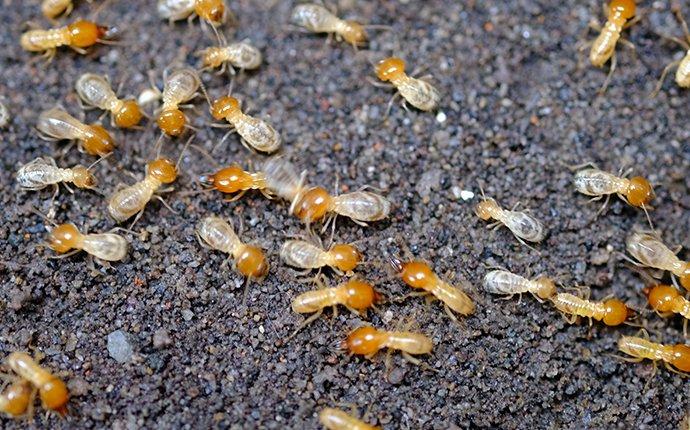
<box><xmin>196</xmin><ymin>216</ymin><xmax>269</xmax><ymax>280</ymax></box>
<box><xmin>645</xmin><ymin>284</ymin><xmax>690</xmax><ymax>335</ymax></box>
<box><xmin>280</xmin><ymin>239</ymin><xmax>362</xmax><ymax>274</ymax></box>
<box><xmin>625</xmin><ymin>231</ymin><xmax>690</xmax><ymax>291</ymax></box>
<box><xmin>652</xmin><ymin>6</ymin><xmax>690</xmax><ymax>96</ymax></box>
<box><xmin>20</xmin><ymin>19</ymin><xmax>109</xmax><ymax>60</ymax></box>
<box><xmin>6</xmin><ymin>352</ymin><xmax>69</xmax><ymax>416</ymax></box>
<box><xmin>482</xmin><ymin>270</ymin><xmax>557</xmax><ymax>301</ymax></box>
<box><xmin>44</xmin><ymin>222</ymin><xmax>128</xmax><ymax>262</ymax></box>
<box><xmin>0</xmin><ymin>380</ymin><xmax>33</xmax><ymax>418</ymax></box>
<box><xmin>618</xmin><ymin>332</ymin><xmax>690</xmax><ymax>376</ymax></box>
<box><xmin>319</xmin><ymin>407</ymin><xmax>379</xmax><ymax>430</ymax></box>
<box><xmin>389</xmin><ymin>257</ymin><xmax>475</xmax><ymax>320</ymax></box>
<box><xmin>75</xmin><ymin>73</ymin><xmax>143</xmax><ymax>128</ymax></box>
<box><xmin>37</xmin><ymin>107</ymin><xmax>115</xmax><ymax>157</ymax></box>
<box><xmin>584</xmin><ymin>0</ymin><xmax>638</xmax><ymax>93</ymax></box>
<box><xmin>155</xmin><ymin>68</ymin><xmax>202</xmax><ymax>137</ymax></box>
<box><xmin>573</xmin><ymin>166</ymin><xmax>654</xmax><ymax>218</ymax></box>
<box><xmin>196</xmin><ymin>38</ymin><xmax>262</xmax><ymax>75</ymax></box>
<box><xmin>157</xmin><ymin>0</ymin><xmax>229</xmax><ymax>25</ymax></box>
<box><xmin>16</xmin><ymin>156</ymin><xmax>99</xmax><ymax>194</ymax></box>
<box><xmin>475</xmin><ymin>188</ymin><xmax>547</xmax><ymax>246</ymax></box>
<box><xmin>550</xmin><ymin>292</ymin><xmax>631</xmax><ymax>326</ymax></box>
<box><xmin>41</xmin><ymin>0</ymin><xmax>92</xmax><ymax>20</ymax></box>
<box><xmin>199</xmin><ymin>164</ymin><xmax>269</xmax><ymax>201</ymax></box>
<box><xmin>210</xmin><ymin>96</ymin><xmax>282</xmax><ymax>153</ymax></box>
<box><xmin>374</xmin><ymin>57</ymin><xmax>441</xmax><ymax>113</ymax></box>
<box><xmin>291</xmin><ymin>3</ymin><xmax>368</xmax><ymax>49</ymax></box>
<box><xmin>344</xmin><ymin>326</ymin><xmax>433</xmax><ymax>366</ymax></box>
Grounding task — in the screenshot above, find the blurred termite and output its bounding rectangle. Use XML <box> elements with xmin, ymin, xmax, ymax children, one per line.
<box><xmin>196</xmin><ymin>33</ymin><xmax>262</xmax><ymax>76</ymax></box>
<box><xmin>75</xmin><ymin>73</ymin><xmax>143</xmax><ymax>128</ymax></box>
<box><xmin>389</xmin><ymin>256</ymin><xmax>475</xmax><ymax>321</ymax></box>
<box><xmin>43</xmin><ymin>221</ymin><xmax>128</xmax><ymax>262</ymax></box>
<box><xmin>373</xmin><ymin>57</ymin><xmax>440</xmax><ymax>114</ymax></box>
<box><xmin>550</xmin><ymin>291</ymin><xmax>631</xmax><ymax>326</ymax></box>
<box><xmin>199</xmin><ymin>164</ymin><xmax>270</xmax><ymax>201</ymax></box>
<box><xmin>196</xmin><ymin>216</ymin><xmax>269</xmax><ymax>281</ymax></box>
<box><xmin>148</xmin><ymin>68</ymin><xmax>203</xmax><ymax>137</ymax></box>
<box><xmin>42</xmin><ymin>0</ymin><xmax>93</xmax><ymax>20</ymax></box>
<box><xmin>0</xmin><ymin>380</ymin><xmax>33</xmax><ymax>418</ymax></box>
<box><xmin>157</xmin><ymin>0</ymin><xmax>231</xmax><ymax>26</ymax></box>
<box><xmin>652</xmin><ymin>6</ymin><xmax>690</xmax><ymax>96</ymax></box>
<box><xmin>36</xmin><ymin>107</ymin><xmax>115</xmax><ymax>157</ymax></box>
<box><xmin>618</xmin><ymin>331</ymin><xmax>690</xmax><ymax>376</ymax></box>
<box><xmin>344</xmin><ymin>326</ymin><xmax>433</xmax><ymax>366</ymax></box>
<box><xmin>280</xmin><ymin>239</ymin><xmax>362</xmax><ymax>275</ymax></box>
<box><xmin>16</xmin><ymin>156</ymin><xmax>100</xmax><ymax>195</ymax></box>
<box><xmin>625</xmin><ymin>231</ymin><xmax>690</xmax><ymax>291</ymax></box>
<box><xmin>291</xmin><ymin>3</ymin><xmax>368</xmax><ymax>49</ymax></box>
<box><xmin>483</xmin><ymin>270</ymin><xmax>557</xmax><ymax>302</ymax></box>
<box><xmin>319</xmin><ymin>407</ymin><xmax>379</xmax><ymax>430</ymax></box>
<box><xmin>582</xmin><ymin>0</ymin><xmax>638</xmax><ymax>93</ymax></box>
<box><xmin>20</xmin><ymin>19</ymin><xmax>110</xmax><ymax>60</ymax></box>
<box><xmin>210</xmin><ymin>96</ymin><xmax>282</xmax><ymax>153</ymax></box>
<box><xmin>475</xmin><ymin>186</ymin><xmax>547</xmax><ymax>246</ymax></box>
<box><xmin>6</xmin><ymin>352</ymin><xmax>69</xmax><ymax>416</ymax></box>
<box><xmin>645</xmin><ymin>284</ymin><xmax>690</xmax><ymax>336</ymax></box>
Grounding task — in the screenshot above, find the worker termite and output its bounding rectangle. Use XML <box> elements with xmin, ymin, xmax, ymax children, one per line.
<box><xmin>319</xmin><ymin>407</ymin><xmax>379</xmax><ymax>430</ymax></box>
<box><xmin>157</xmin><ymin>0</ymin><xmax>230</xmax><ymax>26</ymax></box>
<box><xmin>645</xmin><ymin>284</ymin><xmax>690</xmax><ymax>336</ymax></box>
<box><xmin>475</xmin><ymin>187</ymin><xmax>547</xmax><ymax>246</ymax></box>
<box><xmin>651</xmin><ymin>6</ymin><xmax>690</xmax><ymax>96</ymax></box>
<box><xmin>196</xmin><ymin>216</ymin><xmax>269</xmax><ymax>281</ymax></box>
<box><xmin>154</xmin><ymin>68</ymin><xmax>202</xmax><ymax>137</ymax></box>
<box><xmin>210</xmin><ymin>96</ymin><xmax>282</xmax><ymax>153</ymax></box>
<box><xmin>20</xmin><ymin>19</ymin><xmax>110</xmax><ymax>60</ymax></box>
<box><xmin>199</xmin><ymin>164</ymin><xmax>270</xmax><ymax>201</ymax></box>
<box><xmin>196</xmin><ymin>36</ymin><xmax>262</xmax><ymax>76</ymax></box>
<box><xmin>6</xmin><ymin>352</ymin><xmax>69</xmax><ymax>416</ymax></box>
<box><xmin>75</xmin><ymin>73</ymin><xmax>143</xmax><ymax>128</ymax></box>
<box><xmin>582</xmin><ymin>0</ymin><xmax>638</xmax><ymax>93</ymax></box>
<box><xmin>16</xmin><ymin>156</ymin><xmax>100</xmax><ymax>194</ymax></box>
<box><xmin>280</xmin><ymin>239</ymin><xmax>362</xmax><ymax>275</ymax></box>
<box><xmin>389</xmin><ymin>256</ymin><xmax>475</xmax><ymax>320</ymax></box>
<box><xmin>625</xmin><ymin>231</ymin><xmax>690</xmax><ymax>291</ymax></box>
<box><xmin>483</xmin><ymin>270</ymin><xmax>557</xmax><ymax>301</ymax></box>
<box><xmin>345</xmin><ymin>325</ymin><xmax>433</xmax><ymax>366</ymax></box>
<box><xmin>0</xmin><ymin>380</ymin><xmax>33</xmax><ymax>418</ymax></box>
<box><xmin>37</xmin><ymin>106</ymin><xmax>115</xmax><ymax>157</ymax></box>
<box><xmin>550</xmin><ymin>291</ymin><xmax>631</xmax><ymax>326</ymax></box>
<box><xmin>43</xmin><ymin>221</ymin><xmax>128</xmax><ymax>262</ymax></box>
<box><xmin>373</xmin><ymin>57</ymin><xmax>441</xmax><ymax>114</ymax></box>
<box><xmin>291</xmin><ymin>3</ymin><xmax>368</xmax><ymax>49</ymax></box>
<box><xmin>618</xmin><ymin>331</ymin><xmax>690</xmax><ymax>376</ymax></box>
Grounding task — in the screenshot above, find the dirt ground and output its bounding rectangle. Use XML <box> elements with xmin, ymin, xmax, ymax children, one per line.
<box><xmin>1</xmin><ymin>0</ymin><xmax>690</xmax><ymax>428</ymax></box>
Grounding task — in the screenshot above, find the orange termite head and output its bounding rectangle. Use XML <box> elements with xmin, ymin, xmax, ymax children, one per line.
<box><xmin>608</xmin><ymin>0</ymin><xmax>636</xmax><ymax>20</ymax></box>
<box><xmin>157</xmin><ymin>108</ymin><xmax>186</xmax><ymax>136</ymax></box>
<box><xmin>394</xmin><ymin>259</ymin><xmax>434</xmax><ymax>289</ymax></box>
<box><xmin>294</xmin><ymin>186</ymin><xmax>332</xmax><ymax>223</ymax></box>
<box><xmin>345</xmin><ymin>326</ymin><xmax>382</xmax><ymax>355</ymax></box>
<box><xmin>235</xmin><ymin>244</ymin><xmax>269</xmax><ymax>279</ymax></box>
<box><xmin>147</xmin><ymin>158</ymin><xmax>178</xmax><ymax>184</ymax></box>
<box><xmin>204</xmin><ymin>165</ymin><xmax>252</xmax><ymax>193</ymax></box>
<box><xmin>475</xmin><ymin>198</ymin><xmax>499</xmax><ymax>221</ymax></box>
<box><xmin>626</xmin><ymin>176</ymin><xmax>654</xmax><ymax>207</ymax></box>
<box><xmin>83</xmin><ymin>124</ymin><xmax>115</xmax><ymax>156</ymax></box>
<box><xmin>601</xmin><ymin>298</ymin><xmax>630</xmax><ymax>326</ymax></box>
<box><xmin>671</xmin><ymin>344</ymin><xmax>690</xmax><ymax>372</ymax></box>
<box><xmin>375</xmin><ymin>57</ymin><xmax>406</xmax><ymax>82</ymax></box>
<box><xmin>39</xmin><ymin>377</ymin><xmax>69</xmax><ymax>416</ymax></box>
<box><xmin>68</xmin><ymin>20</ymin><xmax>108</xmax><ymax>48</ymax></box>
<box><xmin>533</xmin><ymin>276</ymin><xmax>557</xmax><ymax>300</ymax></box>
<box><xmin>341</xmin><ymin>20</ymin><xmax>367</xmax><ymax>46</ymax></box>
<box><xmin>329</xmin><ymin>244</ymin><xmax>362</xmax><ymax>272</ymax></box>
<box><xmin>70</xmin><ymin>165</ymin><xmax>97</xmax><ymax>189</ymax></box>
<box><xmin>49</xmin><ymin>223</ymin><xmax>82</xmax><ymax>253</ymax></box>
<box><xmin>646</xmin><ymin>284</ymin><xmax>679</xmax><ymax>312</ymax></box>
<box><xmin>195</xmin><ymin>0</ymin><xmax>226</xmax><ymax>24</ymax></box>
<box><xmin>0</xmin><ymin>380</ymin><xmax>33</xmax><ymax>417</ymax></box>
<box><xmin>114</xmin><ymin>100</ymin><xmax>143</xmax><ymax>128</ymax></box>
<box><xmin>210</xmin><ymin>96</ymin><xmax>241</xmax><ymax>121</ymax></box>
<box><xmin>342</xmin><ymin>279</ymin><xmax>377</xmax><ymax>310</ymax></box>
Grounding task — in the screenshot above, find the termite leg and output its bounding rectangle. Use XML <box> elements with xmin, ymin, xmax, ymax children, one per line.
<box><xmin>286</xmin><ymin>309</ymin><xmax>324</xmax><ymax>341</ymax></box>
<box><xmin>598</xmin><ymin>50</ymin><xmax>617</xmax><ymax>95</ymax></box>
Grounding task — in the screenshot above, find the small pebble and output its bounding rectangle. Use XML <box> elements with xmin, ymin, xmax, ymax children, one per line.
<box><xmin>153</xmin><ymin>328</ymin><xmax>172</xmax><ymax>348</ymax></box>
<box><xmin>107</xmin><ymin>330</ymin><xmax>134</xmax><ymax>364</ymax></box>
<box><xmin>436</xmin><ymin>111</ymin><xmax>447</xmax><ymax>123</ymax></box>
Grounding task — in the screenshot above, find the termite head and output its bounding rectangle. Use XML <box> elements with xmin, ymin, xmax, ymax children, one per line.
<box><xmin>294</xmin><ymin>186</ymin><xmax>332</xmax><ymax>223</ymax></box>
<box><xmin>68</xmin><ymin>20</ymin><xmax>108</xmax><ymax>48</ymax></box>
<box><xmin>203</xmin><ymin>165</ymin><xmax>251</xmax><ymax>193</ymax></box>
<box><xmin>329</xmin><ymin>244</ymin><xmax>362</xmax><ymax>272</ymax></box>
<box><xmin>345</xmin><ymin>326</ymin><xmax>381</xmax><ymax>355</ymax></box>
<box><xmin>157</xmin><ymin>108</ymin><xmax>186</xmax><ymax>136</ymax></box>
<box><xmin>195</xmin><ymin>0</ymin><xmax>226</xmax><ymax>24</ymax></box>
<box><xmin>342</xmin><ymin>279</ymin><xmax>378</xmax><ymax>310</ymax></box>
<box><xmin>236</xmin><ymin>244</ymin><xmax>269</xmax><ymax>279</ymax></box>
<box><xmin>602</xmin><ymin>298</ymin><xmax>630</xmax><ymax>326</ymax></box>
<box><xmin>211</xmin><ymin>96</ymin><xmax>241</xmax><ymax>121</ymax></box>
<box><xmin>626</xmin><ymin>176</ymin><xmax>654</xmax><ymax>207</ymax></box>
<box><xmin>147</xmin><ymin>158</ymin><xmax>178</xmax><ymax>184</ymax></box>
<box><xmin>533</xmin><ymin>276</ymin><xmax>557</xmax><ymax>300</ymax></box>
<box><xmin>671</xmin><ymin>344</ymin><xmax>690</xmax><ymax>372</ymax></box>
<box><xmin>645</xmin><ymin>284</ymin><xmax>679</xmax><ymax>312</ymax></box>
<box><xmin>608</xmin><ymin>0</ymin><xmax>636</xmax><ymax>20</ymax></box>
<box><xmin>1</xmin><ymin>380</ymin><xmax>33</xmax><ymax>416</ymax></box>
<box><xmin>71</xmin><ymin>165</ymin><xmax>97</xmax><ymax>189</ymax></box>
<box><xmin>375</xmin><ymin>57</ymin><xmax>406</xmax><ymax>82</ymax></box>
<box><xmin>49</xmin><ymin>223</ymin><xmax>82</xmax><ymax>253</ymax></box>
<box><xmin>393</xmin><ymin>259</ymin><xmax>433</xmax><ymax>289</ymax></box>
<box><xmin>475</xmin><ymin>198</ymin><xmax>499</xmax><ymax>221</ymax></box>
<box><xmin>83</xmin><ymin>124</ymin><xmax>115</xmax><ymax>156</ymax></box>
<box><xmin>114</xmin><ymin>100</ymin><xmax>143</xmax><ymax>128</ymax></box>
<box><xmin>39</xmin><ymin>377</ymin><xmax>69</xmax><ymax>416</ymax></box>
<box><xmin>341</xmin><ymin>20</ymin><xmax>368</xmax><ymax>46</ymax></box>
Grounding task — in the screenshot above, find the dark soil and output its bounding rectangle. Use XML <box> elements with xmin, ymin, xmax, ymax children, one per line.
<box><xmin>1</xmin><ymin>0</ymin><xmax>690</xmax><ymax>429</ymax></box>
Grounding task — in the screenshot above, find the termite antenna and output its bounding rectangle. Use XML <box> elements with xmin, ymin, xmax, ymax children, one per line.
<box><xmin>176</xmin><ymin>135</ymin><xmax>194</xmax><ymax>170</ymax></box>
<box><xmin>86</xmin><ymin>152</ymin><xmax>112</xmax><ymax>170</ymax></box>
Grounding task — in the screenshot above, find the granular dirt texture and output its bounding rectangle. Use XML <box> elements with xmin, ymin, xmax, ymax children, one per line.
<box><xmin>1</xmin><ymin>0</ymin><xmax>690</xmax><ymax>429</ymax></box>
